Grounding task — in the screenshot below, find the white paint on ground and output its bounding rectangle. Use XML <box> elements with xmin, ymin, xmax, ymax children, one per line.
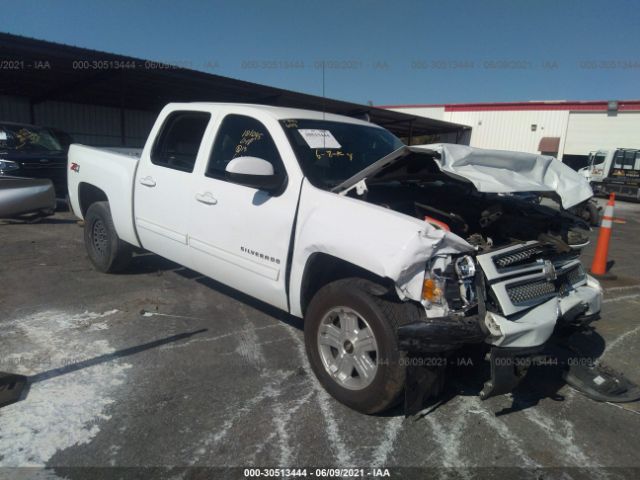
<box><xmin>160</xmin><ymin>324</ymin><xmax>282</xmax><ymax>351</ymax></box>
<box><xmin>603</xmin><ymin>293</ymin><xmax>640</xmax><ymax>304</ymax></box>
<box><xmin>423</xmin><ymin>400</ymin><xmax>471</xmax><ymax>476</ymax></box>
<box><xmin>465</xmin><ymin>398</ymin><xmax>541</xmax><ymax>469</ymax></box>
<box><xmin>0</xmin><ymin>309</ymin><xmax>130</xmax><ymax>467</ymax></box>
<box><xmin>283</xmin><ymin>324</ymin><xmax>355</xmax><ymax>467</ymax></box>
<box><xmin>370</xmin><ymin>416</ymin><xmax>404</xmax><ymax>468</ymax></box>
<box><xmin>235</xmin><ymin>323</ymin><xmax>265</xmax><ymax>367</ymax></box>
<box><xmin>604</xmin><ymin>285</ymin><xmax>640</xmax><ymax>292</ymax></box>
<box><xmin>272</xmin><ymin>391</ymin><xmax>315</xmax><ymax>466</ymax></box>
<box><xmin>188</xmin><ymin>370</ymin><xmax>289</xmax><ymax>465</ymax></box>
<box><xmin>523</xmin><ymin>408</ymin><xmax>606</xmax><ymax>473</ymax></box>
<box><xmin>603</xmin><ymin>324</ymin><xmax>640</xmax><ymax>356</ymax></box>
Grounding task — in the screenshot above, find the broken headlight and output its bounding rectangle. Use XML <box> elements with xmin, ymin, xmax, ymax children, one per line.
<box><xmin>454</xmin><ymin>255</ymin><xmax>476</xmax><ymax>279</ymax></box>
<box><xmin>422</xmin><ymin>255</ymin><xmax>478</xmax><ymax>316</ymax></box>
<box><xmin>453</xmin><ymin>255</ymin><xmax>477</xmax><ymax>308</ymax></box>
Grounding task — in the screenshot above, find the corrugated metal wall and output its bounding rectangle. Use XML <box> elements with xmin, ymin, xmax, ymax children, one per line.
<box><xmin>564</xmin><ymin>112</ymin><xmax>640</xmax><ymax>154</ymax></box>
<box><xmin>0</xmin><ymin>95</ymin><xmax>30</xmax><ymax>123</ymax></box>
<box><xmin>0</xmin><ymin>95</ymin><xmax>156</xmax><ymax>147</ymax></box>
<box><xmin>388</xmin><ymin>105</ymin><xmax>640</xmax><ymax>161</ymax></box>
<box><xmin>390</xmin><ymin>106</ymin><xmax>446</xmax><ymax>121</ymax></box>
<box><xmin>444</xmin><ymin>109</ymin><xmax>570</xmax><ymax>159</ymax></box>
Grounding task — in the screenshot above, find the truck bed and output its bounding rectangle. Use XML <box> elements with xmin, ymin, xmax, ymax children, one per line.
<box><xmin>67</xmin><ymin>144</ymin><xmax>142</xmax><ymax>246</ymax></box>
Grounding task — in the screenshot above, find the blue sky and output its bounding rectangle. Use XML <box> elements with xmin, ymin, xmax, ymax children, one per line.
<box><xmin>3</xmin><ymin>0</ymin><xmax>639</xmax><ymax>105</ymax></box>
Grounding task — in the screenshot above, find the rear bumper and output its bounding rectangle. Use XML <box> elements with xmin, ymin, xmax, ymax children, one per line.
<box><xmin>0</xmin><ymin>176</ymin><xmax>56</xmax><ymax>218</ymax></box>
<box><xmin>2</xmin><ymin>166</ymin><xmax>67</xmax><ymax>195</ymax></box>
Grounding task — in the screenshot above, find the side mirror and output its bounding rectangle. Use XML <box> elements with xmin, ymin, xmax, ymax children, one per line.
<box><xmin>224</xmin><ymin>156</ymin><xmax>284</xmax><ymax>192</ymax></box>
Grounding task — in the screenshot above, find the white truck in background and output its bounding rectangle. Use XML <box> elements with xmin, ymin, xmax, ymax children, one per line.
<box><xmin>67</xmin><ymin>102</ymin><xmax>602</xmax><ymax>414</ymax></box>
<box><xmin>580</xmin><ymin>148</ymin><xmax>640</xmax><ymax>200</ymax></box>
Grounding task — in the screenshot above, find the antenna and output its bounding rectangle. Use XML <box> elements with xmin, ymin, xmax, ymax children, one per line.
<box><xmin>322</xmin><ymin>60</ymin><xmax>326</xmax><ymax>119</ymax></box>
<box><xmin>322</xmin><ymin>60</ymin><xmax>326</xmax><ymax>148</ymax></box>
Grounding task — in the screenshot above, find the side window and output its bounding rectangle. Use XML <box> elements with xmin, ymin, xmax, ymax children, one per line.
<box><xmin>613</xmin><ymin>150</ymin><xmax>624</xmax><ymax>169</ymax></box>
<box><xmin>593</xmin><ymin>153</ymin><xmax>606</xmax><ymax>165</ymax></box>
<box><xmin>206</xmin><ymin>114</ymin><xmax>284</xmax><ymax>179</ymax></box>
<box><xmin>151</xmin><ymin>111</ymin><xmax>211</xmax><ymax>173</ymax></box>
<box><xmin>623</xmin><ymin>150</ymin><xmax>636</xmax><ymax>170</ymax></box>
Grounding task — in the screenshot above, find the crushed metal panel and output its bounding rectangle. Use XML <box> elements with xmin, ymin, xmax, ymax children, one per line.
<box><xmin>412</xmin><ymin>143</ymin><xmax>594</xmax><ymax>209</ymax></box>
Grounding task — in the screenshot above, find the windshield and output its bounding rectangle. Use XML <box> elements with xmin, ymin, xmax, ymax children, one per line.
<box><xmin>280</xmin><ymin>119</ymin><xmax>404</xmax><ymax>189</ymax></box>
<box><xmin>0</xmin><ymin>124</ymin><xmax>63</xmax><ymax>153</ymax></box>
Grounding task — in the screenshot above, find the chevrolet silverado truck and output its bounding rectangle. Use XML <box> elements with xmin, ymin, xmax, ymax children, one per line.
<box><xmin>68</xmin><ymin>103</ymin><xmax>603</xmax><ymax>414</ymax></box>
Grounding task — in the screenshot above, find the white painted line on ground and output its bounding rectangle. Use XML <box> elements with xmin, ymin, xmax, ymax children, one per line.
<box><xmin>605</xmin><ymin>402</ymin><xmax>640</xmax><ymax>416</ymax></box>
<box><xmin>424</xmin><ymin>400</ymin><xmax>472</xmax><ymax>476</ymax></box>
<box><xmin>603</xmin><ymin>324</ymin><xmax>640</xmax><ymax>355</ymax></box>
<box><xmin>272</xmin><ymin>391</ymin><xmax>315</xmax><ymax>466</ymax></box>
<box><xmin>160</xmin><ymin>323</ymin><xmax>282</xmax><ymax>350</ymax></box>
<box><xmin>283</xmin><ymin>324</ymin><xmax>355</xmax><ymax>468</ymax></box>
<box><xmin>188</xmin><ymin>370</ymin><xmax>289</xmax><ymax>465</ymax></box>
<box><xmin>465</xmin><ymin>398</ymin><xmax>541</xmax><ymax>469</ymax></box>
<box><xmin>603</xmin><ymin>293</ymin><xmax>640</xmax><ymax>304</ymax></box>
<box><xmin>604</xmin><ymin>284</ymin><xmax>640</xmax><ymax>292</ymax></box>
<box><xmin>523</xmin><ymin>408</ymin><xmax>605</xmax><ymax>471</ymax></box>
<box><xmin>235</xmin><ymin>319</ymin><xmax>266</xmax><ymax>367</ymax></box>
<box><xmin>140</xmin><ymin>311</ymin><xmax>203</xmax><ymax>320</ymax></box>
<box><xmin>370</xmin><ymin>416</ymin><xmax>404</xmax><ymax>468</ymax></box>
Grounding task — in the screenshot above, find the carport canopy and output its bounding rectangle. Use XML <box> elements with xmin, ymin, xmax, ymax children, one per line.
<box><xmin>0</xmin><ymin>32</ymin><xmax>468</xmax><ymax>140</ymax></box>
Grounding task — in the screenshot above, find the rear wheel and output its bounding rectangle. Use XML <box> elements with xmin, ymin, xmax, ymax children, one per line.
<box><xmin>84</xmin><ymin>201</ymin><xmax>132</xmax><ymax>273</ymax></box>
<box><xmin>304</xmin><ymin>278</ymin><xmax>421</xmax><ymax>414</ymax></box>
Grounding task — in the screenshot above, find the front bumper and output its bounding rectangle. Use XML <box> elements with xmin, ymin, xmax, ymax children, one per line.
<box><xmin>484</xmin><ymin>276</ymin><xmax>602</xmax><ymax>348</ymax></box>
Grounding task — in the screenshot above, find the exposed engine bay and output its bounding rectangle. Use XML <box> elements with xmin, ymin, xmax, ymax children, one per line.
<box><xmin>348</xmin><ymin>151</ymin><xmax>591</xmax><ymax>253</ymax></box>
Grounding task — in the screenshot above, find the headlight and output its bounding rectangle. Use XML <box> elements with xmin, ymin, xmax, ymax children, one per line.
<box><xmin>422</xmin><ymin>276</ymin><xmax>445</xmax><ymax>303</ymax></box>
<box><xmin>0</xmin><ymin>160</ymin><xmax>19</xmax><ymax>173</ymax></box>
<box><xmin>454</xmin><ymin>255</ymin><xmax>476</xmax><ymax>279</ymax></box>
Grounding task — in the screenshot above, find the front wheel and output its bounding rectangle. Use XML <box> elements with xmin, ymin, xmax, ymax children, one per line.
<box><xmin>84</xmin><ymin>201</ymin><xmax>132</xmax><ymax>273</ymax></box>
<box><xmin>304</xmin><ymin>278</ymin><xmax>420</xmax><ymax>414</ymax></box>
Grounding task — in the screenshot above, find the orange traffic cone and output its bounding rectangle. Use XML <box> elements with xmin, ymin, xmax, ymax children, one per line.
<box><xmin>590</xmin><ymin>193</ymin><xmax>616</xmax><ymax>278</ymax></box>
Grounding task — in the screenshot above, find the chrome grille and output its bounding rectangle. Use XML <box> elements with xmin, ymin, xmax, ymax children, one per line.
<box><xmin>504</xmin><ymin>263</ymin><xmax>586</xmax><ymax>307</ymax></box>
<box><xmin>565</xmin><ymin>264</ymin><xmax>586</xmax><ymax>285</ymax></box>
<box><xmin>506</xmin><ymin>279</ymin><xmax>556</xmax><ymax>305</ymax></box>
<box><xmin>493</xmin><ymin>245</ymin><xmax>544</xmax><ymax>270</ymax></box>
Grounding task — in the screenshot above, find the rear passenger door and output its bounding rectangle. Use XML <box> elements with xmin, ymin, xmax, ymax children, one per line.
<box><xmin>188</xmin><ymin>114</ymin><xmax>299</xmax><ymax>310</ymax></box>
<box><xmin>134</xmin><ymin>110</ymin><xmax>211</xmax><ymax>267</ymax></box>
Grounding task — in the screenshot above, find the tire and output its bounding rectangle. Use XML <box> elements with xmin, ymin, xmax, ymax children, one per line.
<box><xmin>304</xmin><ymin>278</ymin><xmax>422</xmax><ymax>414</ymax></box>
<box><xmin>84</xmin><ymin>201</ymin><xmax>132</xmax><ymax>273</ymax></box>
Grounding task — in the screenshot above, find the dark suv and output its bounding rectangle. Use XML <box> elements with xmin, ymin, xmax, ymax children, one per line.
<box><xmin>0</xmin><ymin>122</ymin><xmax>73</xmax><ymax>196</ymax></box>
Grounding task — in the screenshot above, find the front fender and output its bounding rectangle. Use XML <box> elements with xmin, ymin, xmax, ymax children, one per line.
<box><xmin>288</xmin><ymin>181</ymin><xmax>473</xmax><ymax>317</ymax></box>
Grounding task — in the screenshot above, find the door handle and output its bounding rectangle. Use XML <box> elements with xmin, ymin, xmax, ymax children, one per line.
<box><xmin>195</xmin><ymin>192</ymin><xmax>218</xmax><ymax>205</ymax></box>
<box><xmin>139</xmin><ymin>176</ymin><xmax>156</xmax><ymax>187</ymax></box>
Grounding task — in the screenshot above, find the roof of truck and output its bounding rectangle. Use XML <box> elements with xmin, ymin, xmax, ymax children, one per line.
<box><xmin>166</xmin><ymin>102</ymin><xmax>386</xmax><ymax>128</ymax></box>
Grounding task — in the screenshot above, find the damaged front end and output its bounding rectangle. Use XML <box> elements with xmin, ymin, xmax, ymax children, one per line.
<box><xmin>397</xmin><ymin>237</ymin><xmax>603</xmax><ymax>413</ymax></box>
<box><xmin>330</xmin><ymin>142</ymin><xmax>633</xmax><ymax>410</ymax></box>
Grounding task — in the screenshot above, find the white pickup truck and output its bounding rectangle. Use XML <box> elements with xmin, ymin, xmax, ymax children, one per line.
<box><xmin>68</xmin><ymin>102</ymin><xmax>602</xmax><ymax>414</ymax></box>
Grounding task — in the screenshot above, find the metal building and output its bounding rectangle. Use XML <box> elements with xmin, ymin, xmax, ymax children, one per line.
<box><xmin>382</xmin><ymin>100</ymin><xmax>640</xmax><ymax>169</ymax></box>
<box><xmin>0</xmin><ymin>33</ymin><xmax>468</xmax><ymax>147</ymax></box>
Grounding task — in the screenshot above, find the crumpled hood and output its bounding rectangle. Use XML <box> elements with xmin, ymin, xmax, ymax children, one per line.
<box><xmin>413</xmin><ymin>143</ymin><xmax>593</xmax><ymax>209</ymax></box>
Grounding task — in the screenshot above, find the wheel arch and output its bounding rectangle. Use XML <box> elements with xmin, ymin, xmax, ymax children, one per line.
<box><xmin>78</xmin><ymin>182</ymin><xmax>109</xmax><ymax>217</ymax></box>
<box><xmin>298</xmin><ymin>252</ymin><xmax>396</xmax><ymax>317</ymax></box>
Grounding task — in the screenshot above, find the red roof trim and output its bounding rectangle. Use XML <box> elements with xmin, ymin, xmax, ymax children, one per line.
<box><xmin>378</xmin><ymin>100</ymin><xmax>640</xmax><ymax>112</ymax></box>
